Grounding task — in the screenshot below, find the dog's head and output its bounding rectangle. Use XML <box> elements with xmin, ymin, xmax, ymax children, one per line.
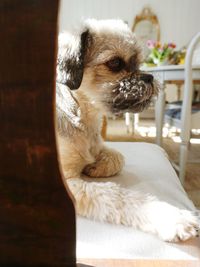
<box><xmin>57</xmin><ymin>19</ymin><xmax>159</xmax><ymax>115</ymax></box>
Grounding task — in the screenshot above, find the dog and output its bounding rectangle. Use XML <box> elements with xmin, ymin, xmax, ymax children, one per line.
<box><xmin>56</xmin><ymin>19</ymin><xmax>199</xmax><ymax>242</ymax></box>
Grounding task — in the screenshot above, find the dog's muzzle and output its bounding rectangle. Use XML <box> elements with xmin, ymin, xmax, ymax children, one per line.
<box><xmin>107</xmin><ymin>73</ymin><xmax>159</xmax><ymax>114</ymax></box>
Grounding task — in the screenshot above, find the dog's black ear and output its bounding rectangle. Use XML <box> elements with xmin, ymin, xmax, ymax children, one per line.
<box><xmin>56</xmin><ymin>30</ymin><xmax>90</xmax><ymax>90</ymax></box>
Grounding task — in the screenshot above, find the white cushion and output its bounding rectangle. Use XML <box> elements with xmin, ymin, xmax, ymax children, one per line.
<box><xmin>77</xmin><ymin>142</ymin><xmax>200</xmax><ymax>260</ymax></box>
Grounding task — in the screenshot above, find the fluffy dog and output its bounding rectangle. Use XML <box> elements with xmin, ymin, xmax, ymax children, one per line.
<box><xmin>56</xmin><ymin>19</ymin><xmax>199</xmax><ymax>242</ymax></box>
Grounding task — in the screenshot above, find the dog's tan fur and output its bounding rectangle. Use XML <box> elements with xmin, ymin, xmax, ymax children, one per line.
<box><xmin>56</xmin><ymin>19</ymin><xmax>199</xmax><ymax>242</ymax></box>
<box><xmin>57</xmin><ymin>88</ymin><xmax>124</xmax><ymax>180</ymax></box>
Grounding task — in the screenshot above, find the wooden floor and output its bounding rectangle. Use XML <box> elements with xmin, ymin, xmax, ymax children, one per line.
<box><xmin>79</xmin><ymin>259</ymin><xmax>200</xmax><ymax>267</ymax></box>
<box><xmin>105</xmin><ymin>117</ymin><xmax>200</xmax><ymax>209</ymax></box>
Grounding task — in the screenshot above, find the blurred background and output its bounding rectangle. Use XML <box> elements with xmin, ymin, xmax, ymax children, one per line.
<box><xmin>59</xmin><ymin>0</ymin><xmax>200</xmax><ymax>49</ymax></box>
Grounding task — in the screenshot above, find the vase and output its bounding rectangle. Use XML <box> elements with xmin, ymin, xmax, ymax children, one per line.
<box><xmin>153</xmin><ymin>58</ymin><xmax>168</xmax><ymax>66</ymax></box>
<box><xmin>157</xmin><ymin>60</ymin><xmax>169</xmax><ymax>66</ymax></box>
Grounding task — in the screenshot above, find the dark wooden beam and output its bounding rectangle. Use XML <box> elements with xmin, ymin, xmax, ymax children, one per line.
<box><xmin>0</xmin><ymin>1</ymin><xmax>76</xmax><ymax>266</ymax></box>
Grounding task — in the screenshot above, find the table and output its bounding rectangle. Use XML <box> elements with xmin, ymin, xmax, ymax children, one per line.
<box><xmin>142</xmin><ymin>64</ymin><xmax>200</xmax><ymax>146</ymax></box>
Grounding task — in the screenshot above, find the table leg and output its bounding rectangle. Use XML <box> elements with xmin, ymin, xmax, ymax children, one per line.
<box><xmin>155</xmin><ymin>84</ymin><xmax>166</xmax><ymax>146</ymax></box>
<box><xmin>125</xmin><ymin>112</ymin><xmax>130</xmax><ymax>133</ymax></box>
<box><xmin>133</xmin><ymin>113</ymin><xmax>139</xmax><ymax>133</ymax></box>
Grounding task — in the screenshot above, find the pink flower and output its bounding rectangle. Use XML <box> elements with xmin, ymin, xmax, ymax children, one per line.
<box><xmin>147</xmin><ymin>40</ymin><xmax>156</xmax><ymax>49</ymax></box>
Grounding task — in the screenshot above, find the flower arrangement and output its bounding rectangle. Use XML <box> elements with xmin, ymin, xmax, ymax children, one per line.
<box><xmin>146</xmin><ymin>40</ymin><xmax>176</xmax><ymax>66</ymax></box>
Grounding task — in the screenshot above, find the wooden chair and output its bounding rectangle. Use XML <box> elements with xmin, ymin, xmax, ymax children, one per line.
<box><xmin>0</xmin><ymin>1</ymin><xmax>78</xmax><ymax>266</ymax></box>
<box><xmin>164</xmin><ymin>32</ymin><xmax>200</xmax><ymax>183</ymax></box>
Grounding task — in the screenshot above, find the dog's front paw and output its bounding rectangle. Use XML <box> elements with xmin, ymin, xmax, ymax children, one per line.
<box><xmin>83</xmin><ymin>147</ymin><xmax>124</xmax><ymax>178</ymax></box>
<box><xmin>144</xmin><ymin>202</ymin><xmax>199</xmax><ymax>242</ymax></box>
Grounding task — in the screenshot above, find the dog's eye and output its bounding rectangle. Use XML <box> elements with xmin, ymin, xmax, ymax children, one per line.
<box><xmin>106</xmin><ymin>57</ymin><xmax>125</xmax><ymax>72</ymax></box>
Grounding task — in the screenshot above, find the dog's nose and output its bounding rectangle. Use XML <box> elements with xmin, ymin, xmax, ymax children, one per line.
<box><xmin>140</xmin><ymin>73</ymin><xmax>154</xmax><ymax>83</ymax></box>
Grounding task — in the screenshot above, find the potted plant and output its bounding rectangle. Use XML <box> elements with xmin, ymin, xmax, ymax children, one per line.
<box><xmin>146</xmin><ymin>40</ymin><xmax>176</xmax><ymax>66</ymax></box>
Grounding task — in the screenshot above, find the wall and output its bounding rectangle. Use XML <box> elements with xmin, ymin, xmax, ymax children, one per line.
<box><xmin>59</xmin><ymin>0</ymin><xmax>200</xmax><ymax>49</ymax></box>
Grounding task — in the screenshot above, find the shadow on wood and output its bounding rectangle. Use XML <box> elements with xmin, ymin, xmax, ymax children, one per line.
<box><xmin>0</xmin><ymin>1</ymin><xmax>76</xmax><ymax>266</ymax></box>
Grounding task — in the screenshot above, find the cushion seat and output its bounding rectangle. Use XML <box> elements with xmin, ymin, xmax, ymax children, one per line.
<box><xmin>77</xmin><ymin>142</ymin><xmax>200</xmax><ymax>260</ymax></box>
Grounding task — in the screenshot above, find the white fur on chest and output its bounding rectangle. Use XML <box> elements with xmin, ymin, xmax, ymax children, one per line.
<box><xmin>75</xmin><ymin>91</ymin><xmax>103</xmax><ymax>157</ymax></box>
<box><xmin>56</xmin><ymin>84</ymin><xmax>103</xmax><ymax>159</ymax></box>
